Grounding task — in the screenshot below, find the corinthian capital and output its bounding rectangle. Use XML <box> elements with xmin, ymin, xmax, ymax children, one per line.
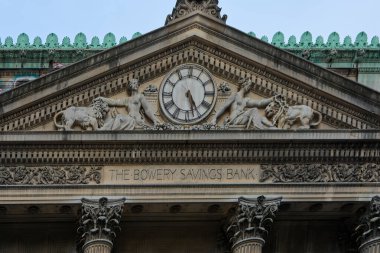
<box><xmin>78</xmin><ymin>197</ymin><xmax>126</xmax><ymax>249</ymax></box>
<box><xmin>355</xmin><ymin>196</ymin><xmax>380</xmax><ymax>247</ymax></box>
<box><xmin>226</xmin><ymin>196</ymin><xmax>282</xmax><ymax>247</ymax></box>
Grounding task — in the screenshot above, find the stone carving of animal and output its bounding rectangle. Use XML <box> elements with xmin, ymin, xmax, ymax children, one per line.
<box><xmin>265</xmin><ymin>98</ymin><xmax>322</xmax><ymax>130</ymax></box>
<box><xmin>54</xmin><ymin>98</ymin><xmax>109</xmax><ymax>131</ymax></box>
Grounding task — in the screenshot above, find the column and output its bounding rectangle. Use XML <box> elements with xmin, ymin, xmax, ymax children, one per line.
<box><xmin>78</xmin><ymin>197</ymin><xmax>126</xmax><ymax>253</ymax></box>
<box><xmin>226</xmin><ymin>196</ymin><xmax>282</xmax><ymax>253</ymax></box>
<box><xmin>356</xmin><ymin>196</ymin><xmax>380</xmax><ymax>253</ymax></box>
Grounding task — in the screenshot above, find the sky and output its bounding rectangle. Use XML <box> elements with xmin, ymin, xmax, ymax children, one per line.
<box><xmin>1</xmin><ymin>0</ymin><xmax>379</xmax><ymax>44</ymax></box>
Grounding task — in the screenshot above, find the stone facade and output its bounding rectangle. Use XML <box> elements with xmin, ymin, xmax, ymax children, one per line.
<box><xmin>0</xmin><ymin>1</ymin><xmax>379</xmax><ymax>252</ymax></box>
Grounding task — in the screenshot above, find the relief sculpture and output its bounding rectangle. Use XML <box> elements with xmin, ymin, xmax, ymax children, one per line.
<box><xmin>54</xmin><ymin>97</ymin><xmax>109</xmax><ymax>131</ymax></box>
<box><xmin>265</xmin><ymin>96</ymin><xmax>322</xmax><ymax>129</ymax></box>
<box><xmin>212</xmin><ymin>78</ymin><xmax>322</xmax><ymax>130</ymax></box>
<box><xmin>53</xmin><ymin>76</ymin><xmax>323</xmax><ymax>131</ymax></box>
<box><xmin>98</xmin><ymin>79</ymin><xmax>161</xmax><ymax>130</ymax></box>
<box><xmin>53</xmin><ymin>79</ymin><xmax>160</xmax><ymax>131</ymax></box>
<box><xmin>211</xmin><ymin>78</ymin><xmax>279</xmax><ymax>129</ymax></box>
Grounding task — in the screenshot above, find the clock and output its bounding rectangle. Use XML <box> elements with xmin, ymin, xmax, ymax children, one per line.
<box><xmin>159</xmin><ymin>64</ymin><xmax>217</xmax><ymax>124</ymax></box>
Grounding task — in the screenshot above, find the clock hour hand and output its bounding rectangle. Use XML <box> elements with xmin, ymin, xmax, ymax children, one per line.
<box><xmin>186</xmin><ymin>90</ymin><xmax>197</xmax><ymax>116</ymax></box>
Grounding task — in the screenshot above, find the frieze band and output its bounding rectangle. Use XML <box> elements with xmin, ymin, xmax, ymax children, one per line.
<box><xmin>2</xmin><ymin>163</ymin><xmax>380</xmax><ymax>186</ymax></box>
<box><xmin>0</xmin><ymin>165</ymin><xmax>102</xmax><ymax>185</ymax></box>
<box><xmin>260</xmin><ymin>163</ymin><xmax>380</xmax><ymax>183</ymax></box>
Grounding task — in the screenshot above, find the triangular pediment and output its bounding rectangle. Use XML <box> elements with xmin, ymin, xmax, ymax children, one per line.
<box><xmin>1</xmin><ymin>13</ymin><xmax>379</xmax><ymax>131</ymax></box>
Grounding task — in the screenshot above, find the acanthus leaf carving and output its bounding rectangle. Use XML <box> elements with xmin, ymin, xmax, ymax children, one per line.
<box><xmin>260</xmin><ymin>164</ymin><xmax>380</xmax><ymax>183</ymax></box>
<box><xmin>226</xmin><ymin>196</ymin><xmax>282</xmax><ymax>247</ymax></box>
<box><xmin>354</xmin><ymin>196</ymin><xmax>380</xmax><ymax>248</ymax></box>
<box><xmin>0</xmin><ymin>166</ymin><xmax>102</xmax><ymax>185</ymax></box>
<box><xmin>78</xmin><ymin>197</ymin><xmax>125</xmax><ymax>249</ymax></box>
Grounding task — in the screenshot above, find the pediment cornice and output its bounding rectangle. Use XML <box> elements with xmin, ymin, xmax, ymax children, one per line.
<box><xmin>0</xmin><ymin>130</ymin><xmax>379</xmax><ymax>165</ymax></box>
<box><xmin>0</xmin><ymin>15</ymin><xmax>379</xmax><ymax>131</ymax></box>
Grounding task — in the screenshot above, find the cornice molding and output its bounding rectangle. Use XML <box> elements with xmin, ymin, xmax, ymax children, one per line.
<box><xmin>0</xmin><ymin>131</ymin><xmax>379</xmax><ymax>165</ymax></box>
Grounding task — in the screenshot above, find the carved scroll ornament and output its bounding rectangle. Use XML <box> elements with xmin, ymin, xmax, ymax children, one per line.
<box><xmin>166</xmin><ymin>0</ymin><xmax>227</xmax><ymax>25</ymax></box>
<box><xmin>0</xmin><ymin>166</ymin><xmax>102</xmax><ymax>185</ymax></box>
<box><xmin>260</xmin><ymin>164</ymin><xmax>380</xmax><ymax>183</ymax></box>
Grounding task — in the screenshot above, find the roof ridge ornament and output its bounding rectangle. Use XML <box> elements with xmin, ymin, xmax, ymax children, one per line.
<box><xmin>165</xmin><ymin>0</ymin><xmax>227</xmax><ymax>25</ymax></box>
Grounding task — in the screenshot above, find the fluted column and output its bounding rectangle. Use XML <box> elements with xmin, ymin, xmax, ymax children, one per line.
<box><xmin>226</xmin><ymin>196</ymin><xmax>282</xmax><ymax>253</ymax></box>
<box><xmin>78</xmin><ymin>197</ymin><xmax>126</xmax><ymax>253</ymax></box>
<box><xmin>356</xmin><ymin>196</ymin><xmax>380</xmax><ymax>253</ymax></box>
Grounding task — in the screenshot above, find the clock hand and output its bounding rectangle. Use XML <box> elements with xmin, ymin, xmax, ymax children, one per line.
<box><xmin>185</xmin><ymin>90</ymin><xmax>193</xmax><ymax>116</ymax></box>
<box><xmin>187</xmin><ymin>90</ymin><xmax>198</xmax><ymax>117</ymax></box>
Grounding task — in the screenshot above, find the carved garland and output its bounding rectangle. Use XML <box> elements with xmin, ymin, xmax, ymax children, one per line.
<box><xmin>0</xmin><ymin>166</ymin><xmax>102</xmax><ymax>185</ymax></box>
<box><xmin>260</xmin><ymin>164</ymin><xmax>380</xmax><ymax>183</ymax></box>
<box><xmin>0</xmin><ymin>28</ymin><xmax>378</xmax><ymax>131</ymax></box>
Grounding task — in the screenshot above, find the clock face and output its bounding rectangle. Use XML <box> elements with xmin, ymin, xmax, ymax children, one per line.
<box><xmin>159</xmin><ymin>65</ymin><xmax>217</xmax><ymax>124</ymax></box>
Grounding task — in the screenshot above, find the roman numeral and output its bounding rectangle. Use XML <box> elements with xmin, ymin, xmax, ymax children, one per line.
<box><xmin>204</xmin><ymin>91</ymin><xmax>214</xmax><ymax>96</ymax></box>
<box><xmin>167</xmin><ymin>80</ymin><xmax>175</xmax><ymax>87</ymax></box>
<box><xmin>188</xmin><ymin>67</ymin><xmax>193</xmax><ymax>77</ymax></box>
<box><xmin>185</xmin><ymin>111</ymin><xmax>190</xmax><ymax>122</ymax></box>
<box><xmin>201</xmin><ymin>101</ymin><xmax>211</xmax><ymax>108</ymax></box>
<box><xmin>163</xmin><ymin>92</ymin><xmax>172</xmax><ymax>97</ymax></box>
<box><xmin>172</xmin><ymin>108</ymin><xmax>180</xmax><ymax>119</ymax></box>
<box><xmin>196</xmin><ymin>70</ymin><xmax>203</xmax><ymax>79</ymax></box>
<box><xmin>203</xmin><ymin>80</ymin><xmax>212</xmax><ymax>87</ymax></box>
<box><xmin>164</xmin><ymin>100</ymin><xmax>175</xmax><ymax>109</ymax></box>
<box><xmin>177</xmin><ymin>70</ymin><xmax>182</xmax><ymax>80</ymax></box>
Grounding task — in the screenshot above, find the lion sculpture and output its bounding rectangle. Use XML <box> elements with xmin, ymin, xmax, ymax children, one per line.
<box><xmin>54</xmin><ymin>98</ymin><xmax>109</xmax><ymax>131</ymax></box>
<box><xmin>265</xmin><ymin>97</ymin><xmax>322</xmax><ymax>130</ymax></box>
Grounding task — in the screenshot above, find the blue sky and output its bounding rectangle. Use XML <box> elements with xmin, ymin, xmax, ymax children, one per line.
<box><xmin>1</xmin><ymin>0</ymin><xmax>379</xmax><ymax>43</ymax></box>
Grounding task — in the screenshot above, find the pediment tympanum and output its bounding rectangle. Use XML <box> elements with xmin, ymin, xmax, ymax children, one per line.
<box><xmin>0</xmin><ymin>14</ymin><xmax>379</xmax><ymax>132</ymax></box>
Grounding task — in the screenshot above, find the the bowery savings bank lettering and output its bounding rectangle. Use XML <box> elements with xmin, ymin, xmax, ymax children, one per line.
<box><xmin>108</xmin><ymin>166</ymin><xmax>257</xmax><ymax>184</ymax></box>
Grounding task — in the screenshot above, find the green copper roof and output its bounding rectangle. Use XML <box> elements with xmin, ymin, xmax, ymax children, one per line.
<box><xmin>0</xmin><ymin>31</ymin><xmax>379</xmax><ymax>50</ymax></box>
<box><xmin>248</xmin><ymin>31</ymin><xmax>380</xmax><ymax>49</ymax></box>
<box><xmin>0</xmin><ymin>32</ymin><xmax>142</xmax><ymax>50</ymax></box>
